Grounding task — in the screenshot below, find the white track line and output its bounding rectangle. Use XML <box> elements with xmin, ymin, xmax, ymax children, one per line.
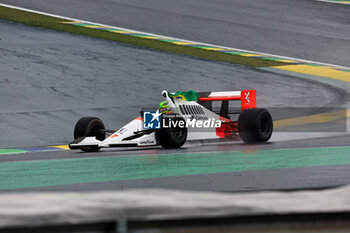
<box><xmin>316</xmin><ymin>0</ymin><xmax>350</xmax><ymax>5</ymax></box>
<box><xmin>1</xmin><ymin>3</ymin><xmax>350</xmax><ymax>70</ymax></box>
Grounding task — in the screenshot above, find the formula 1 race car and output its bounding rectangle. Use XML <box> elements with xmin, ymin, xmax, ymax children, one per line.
<box><xmin>69</xmin><ymin>90</ymin><xmax>273</xmax><ymax>152</ymax></box>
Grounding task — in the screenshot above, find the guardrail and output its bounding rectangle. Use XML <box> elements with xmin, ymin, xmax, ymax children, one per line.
<box><xmin>2</xmin><ymin>187</ymin><xmax>350</xmax><ymax>232</ymax></box>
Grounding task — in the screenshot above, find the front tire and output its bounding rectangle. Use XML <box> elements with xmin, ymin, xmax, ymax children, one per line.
<box><xmin>155</xmin><ymin>115</ymin><xmax>187</xmax><ymax>148</ymax></box>
<box><xmin>238</xmin><ymin>108</ymin><xmax>273</xmax><ymax>143</ymax></box>
<box><xmin>73</xmin><ymin>117</ymin><xmax>106</xmax><ymax>152</ymax></box>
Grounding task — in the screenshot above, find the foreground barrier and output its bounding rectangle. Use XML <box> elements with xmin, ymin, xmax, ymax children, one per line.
<box><xmin>1</xmin><ymin>186</ymin><xmax>350</xmax><ymax>232</ymax></box>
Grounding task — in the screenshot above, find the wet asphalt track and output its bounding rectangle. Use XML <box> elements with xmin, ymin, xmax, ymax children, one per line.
<box><xmin>1</xmin><ymin>20</ymin><xmax>347</xmax><ymax>148</ymax></box>
<box><xmin>1</xmin><ymin>135</ymin><xmax>350</xmax><ymax>192</ymax></box>
<box><xmin>1</xmin><ymin>0</ymin><xmax>349</xmax><ymax>67</ymax></box>
<box><xmin>0</xmin><ymin>1</ymin><xmax>350</xmax><ymax>191</ymax></box>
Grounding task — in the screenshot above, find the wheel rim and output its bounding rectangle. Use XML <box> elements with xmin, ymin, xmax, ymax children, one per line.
<box><xmin>174</xmin><ymin>129</ymin><xmax>183</xmax><ymax>139</ymax></box>
<box><xmin>260</xmin><ymin>116</ymin><xmax>270</xmax><ymax>134</ymax></box>
<box><xmin>91</xmin><ymin>126</ymin><xmax>105</xmax><ymax>141</ymax></box>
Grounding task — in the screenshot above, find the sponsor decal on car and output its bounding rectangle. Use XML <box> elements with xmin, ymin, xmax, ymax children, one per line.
<box><xmin>139</xmin><ymin>139</ymin><xmax>156</xmax><ymax>145</ymax></box>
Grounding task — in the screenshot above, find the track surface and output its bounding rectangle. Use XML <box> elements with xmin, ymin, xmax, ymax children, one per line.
<box><xmin>1</xmin><ymin>20</ymin><xmax>346</xmax><ymax>148</ymax></box>
<box><xmin>1</xmin><ymin>135</ymin><xmax>350</xmax><ymax>192</ymax></box>
<box><xmin>0</xmin><ymin>1</ymin><xmax>350</xmax><ymax>192</ymax></box>
<box><xmin>1</xmin><ymin>0</ymin><xmax>349</xmax><ymax>67</ymax></box>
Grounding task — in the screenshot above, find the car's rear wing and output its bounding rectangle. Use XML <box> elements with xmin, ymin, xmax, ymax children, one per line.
<box><xmin>197</xmin><ymin>90</ymin><xmax>256</xmax><ymax>118</ymax></box>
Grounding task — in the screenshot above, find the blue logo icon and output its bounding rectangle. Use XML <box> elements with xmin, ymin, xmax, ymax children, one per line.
<box><xmin>143</xmin><ymin>110</ymin><xmax>161</xmax><ymax>129</ymax></box>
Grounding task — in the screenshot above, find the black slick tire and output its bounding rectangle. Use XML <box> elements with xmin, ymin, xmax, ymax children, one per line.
<box><xmin>73</xmin><ymin>117</ymin><xmax>106</xmax><ymax>152</ymax></box>
<box><xmin>238</xmin><ymin>108</ymin><xmax>273</xmax><ymax>143</ymax></box>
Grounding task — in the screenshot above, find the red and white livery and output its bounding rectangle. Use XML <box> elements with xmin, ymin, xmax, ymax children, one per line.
<box><xmin>69</xmin><ymin>90</ymin><xmax>273</xmax><ymax>152</ymax></box>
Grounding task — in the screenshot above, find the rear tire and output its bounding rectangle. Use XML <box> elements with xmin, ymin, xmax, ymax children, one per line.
<box><xmin>238</xmin><ymin>108</ymin><xmax>273</xmax><ymax>143</ymax></box>
<box><xmin>74</xmin><ymin>117</ymin><xmax>106</xmax><ymax>152</ymax></box>
<box><xmin>155</xmin><ymin>115</ymin><xmax>187</xmax><ymax>148</ymax></box>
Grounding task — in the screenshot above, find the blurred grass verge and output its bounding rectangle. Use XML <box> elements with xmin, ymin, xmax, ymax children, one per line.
<box><xmin>0</xmin><ymin>5</ymin><xmax>288</xmax><ymax>67</ymax></box>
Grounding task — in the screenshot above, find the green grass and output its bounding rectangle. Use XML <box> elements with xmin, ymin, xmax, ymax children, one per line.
<box><xmin>0</xmin><ymin>5</ymin><xmax>289</xmax><ymax>68</ymax></box>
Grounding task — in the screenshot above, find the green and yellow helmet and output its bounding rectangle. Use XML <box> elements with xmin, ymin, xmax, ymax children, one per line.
<box><xmin>159</xmin><ymin>101</ymin><xmax>171</xmax><ymax>114</ymax></box>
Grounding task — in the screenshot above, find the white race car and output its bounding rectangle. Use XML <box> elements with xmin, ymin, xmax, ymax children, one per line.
<box><xmin>69</xmin><ymin>90</ymin><xmax>273</xmax><ymax>152</ymax></box>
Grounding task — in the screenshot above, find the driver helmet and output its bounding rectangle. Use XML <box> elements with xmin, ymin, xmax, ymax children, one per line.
<box><xmin>159</xmin><ymin>101</ymin><xmax>171</xmax><ymax>114</ymax></box>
